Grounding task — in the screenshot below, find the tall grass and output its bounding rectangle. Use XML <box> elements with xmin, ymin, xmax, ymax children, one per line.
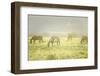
<box><xmin>28</xmin><ymin>37</ymin><xmax>88</xmax><ymax>61</ymax></box>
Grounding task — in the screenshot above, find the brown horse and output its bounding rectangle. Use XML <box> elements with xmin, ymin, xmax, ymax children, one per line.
<box><xmin>80</xmin><ymin>35</ymin><xmax>88</xmax><ymax>44</ymax></box>
<box><xmin>48</xmin><ymin>36</ymin><xmax>60</xmax><ymax>47</ymax></box>
<box><xmin>30</xmin><ymin>35</ymin><xmax>43</xmax><ymax>44</ymax></box>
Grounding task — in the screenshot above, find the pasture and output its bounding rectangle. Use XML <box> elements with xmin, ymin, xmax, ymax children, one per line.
<box><xmin>28</xmin><ymin>36</ymin><xmax>88</xmax><ymax>61</ymax></box>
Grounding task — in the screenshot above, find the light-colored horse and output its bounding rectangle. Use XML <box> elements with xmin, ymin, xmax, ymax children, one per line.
<box><xmin>48</xmin><ymin>36</ymin><xmax>60</xmax><ymax>47</ymax></box>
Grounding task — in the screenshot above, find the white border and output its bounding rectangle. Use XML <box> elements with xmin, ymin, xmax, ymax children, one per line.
<box><xmin>20</xmin><ymin>7</ymin><xmax>95</xmax><ymax>70</ymax></box>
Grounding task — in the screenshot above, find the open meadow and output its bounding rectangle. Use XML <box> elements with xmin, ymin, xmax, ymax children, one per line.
<box><xmin>28</xmin><ymin>36</ymin><xmax>88</xmax><ymax>61</ymax></box>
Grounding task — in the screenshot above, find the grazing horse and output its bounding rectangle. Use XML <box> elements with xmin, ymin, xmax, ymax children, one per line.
<box><xmin>80</xmin><ymin>36</ymin><xmax>88</xmax><ymax>44</ymax></box>
<box><xmin>48</xmin><ymin>36</ymin><xmax>60</xmax><ymax>47</ymax></box>
<box><xmin>30</xmin><ymin>35</ymin><xmax>43</xmax><ymax>44</ymax></box>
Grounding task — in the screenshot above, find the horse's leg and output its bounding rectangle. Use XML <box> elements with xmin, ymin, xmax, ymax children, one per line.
<box><xmin>58</xmin><ymin>41</ymin><xmax>60</xmax><ymax>45</ymax></box>
<box><xmin>81</xmin><ymin>40</ymin><xmax>83</xmax><ymax>44</ymax></box>
<box><xmin>30</xmin><ymin>39</ymin><xmax>32</xmax><ymax>44</ymax></box>
<box><xmin>86</xmin><ymin>39</ymin><xmax>88</xmax><ymax>44</ymax></box>
<box><xmin>80</xmin><ymin>39</ymin><xmax>83</xmax><ymax>44</ymax></box>
<box><xmin>34</xmin><ymin>40</ymin><xmax>35</xmax><ymax>44</ymax></box>
<box><xmin>39</xmin><ymin>40</ymin><xmax>41</xmax><ymax>43</ymax></box>
<box><xmin>52</xmin><ymin>42</ymin><xmax>53</xmax><ymax>47</ymax></box>
<box><xmin>39</xmin><ymin>39</ymin><xmax>42</xmax><ymax>43</ymax></box>
<box><xmin>57</xmin><ymin>41</ymin><xmax>58</xmax><ymax>46</ymax></box>
<box><xmin>48</xmin><ymin>42</ymin><xmax>50</xmax><ymax>47</ymax></box>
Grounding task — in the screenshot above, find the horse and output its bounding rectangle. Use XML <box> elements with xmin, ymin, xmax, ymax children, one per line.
<box><xmin>48</xmin><ymin>36</ymin><xmax>60</xmax><ymax>47</ymax></box>
<box><xmin>30</xmin><ymin>35</ymin><xmax>43</xmax><ymax>44</ymax></box>
<box><xmin>67</xmin><ymin>33</ymin><xmax>76</xmax><ymax>41</ymax></box>
<box><xmin>80</xmin><ymin>35</ymin><xmax>88</xmax><ymax>44</ymax></box>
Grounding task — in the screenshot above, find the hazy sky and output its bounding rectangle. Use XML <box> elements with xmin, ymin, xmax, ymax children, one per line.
<box><xmin>28</xmin><ymin>15</ymin><xmax>88</xmax><ymax>35</ymax></box>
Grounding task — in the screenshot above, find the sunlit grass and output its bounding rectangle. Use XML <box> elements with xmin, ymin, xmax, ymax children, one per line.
<box><xmin>28</xmin><ymin>37</ymin><xmax>88</xmax><ymax>61</ymax></box>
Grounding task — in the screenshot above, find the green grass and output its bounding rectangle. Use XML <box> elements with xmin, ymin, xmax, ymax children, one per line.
<box><xmin>28</xmin><ymin>37</ymin><xmax>88</xmax><ymax>61</ymax></box>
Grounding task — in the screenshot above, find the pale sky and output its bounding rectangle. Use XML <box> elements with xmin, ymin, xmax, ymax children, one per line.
<box><xmin>28</xmin><ymin>15</ymin><xmax>88</xmax><ymax>36</ymax></box>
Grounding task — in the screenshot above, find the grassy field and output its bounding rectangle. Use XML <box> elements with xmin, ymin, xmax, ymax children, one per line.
<box><xmin>28</xmin><ymin>37</ymin><xmax>88</xmax><ymax>61</ymax></box>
